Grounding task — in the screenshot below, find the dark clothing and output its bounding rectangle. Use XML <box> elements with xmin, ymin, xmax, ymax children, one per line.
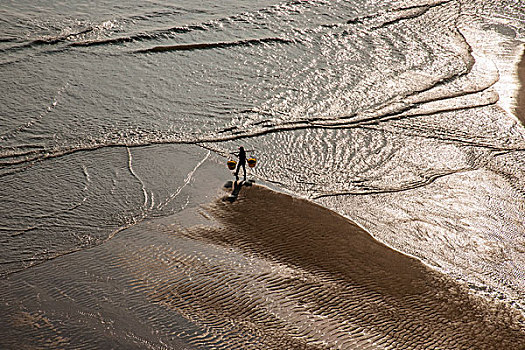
<box><xmin>234</xmin><ymin>147</ymin><xmax>247</xmax><ymax>180</ymax></box>
<box><xmin>234</xmin><ymin>161</ymin><xmax>246</xmax><ymax>181</ymax></box>
<box><xmin>238</xmin><ymin>148</ymin><xmax>246</xmax><ymax>163</ymax></box>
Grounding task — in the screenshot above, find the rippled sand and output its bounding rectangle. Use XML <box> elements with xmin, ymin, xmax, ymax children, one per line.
<box><xmin>1</xmin><ymin>184</ymin><xmax>523</xmax><ymax>349</ymax></box>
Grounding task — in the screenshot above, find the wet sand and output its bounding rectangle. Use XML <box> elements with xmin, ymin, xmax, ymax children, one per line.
<box><xmin>1</xmin><ymin>184</ymin><xmax>524</xmax><ymax>349</ymax></box>
<box><xmin>517</xmin><ymin>45</ymin><xmax>525</xmax><ymax>125</ymax></box>
<box><xmin>176</xmin><ymin>185</ymin><xmax>525</xmax><ymax>348</ymax></box>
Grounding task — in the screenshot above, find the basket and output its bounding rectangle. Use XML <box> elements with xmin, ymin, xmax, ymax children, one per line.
<box><xmin>227</xmin><ymin>160</ymin><xmax>237</xmax><ymax>170</ymax></box>
<box><xmin>247</xmin><ymin>157</ymin><xmax>257</xmax><ymax>168</ymax></box>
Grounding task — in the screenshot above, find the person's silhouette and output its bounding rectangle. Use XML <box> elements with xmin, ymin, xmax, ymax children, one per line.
<box><xmin>234</xmin><ymin>146</ymin><xmax>246</xmax><ymax>181</ymax></box>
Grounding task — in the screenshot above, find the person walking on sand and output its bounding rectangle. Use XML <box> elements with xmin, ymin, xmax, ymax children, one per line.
<box><xmin>234</xmin><ymin>146</ymin><xmax>247</xmax><ymax>181</ymax></box>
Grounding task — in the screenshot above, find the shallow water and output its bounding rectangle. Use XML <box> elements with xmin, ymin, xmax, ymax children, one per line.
<box><xmin>1</xmin><ymin>0</ymin><xmax>525</xmax><ymax>348</ymax></box>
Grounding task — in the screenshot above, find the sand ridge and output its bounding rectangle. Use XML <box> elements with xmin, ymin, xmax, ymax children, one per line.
<box><xmin>146</xmin><ymin>184</ymin><xmax>525</xmax><ymax>349</ymax></box>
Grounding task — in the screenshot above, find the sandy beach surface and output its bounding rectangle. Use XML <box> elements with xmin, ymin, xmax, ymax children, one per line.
<box><xmin>2</xmin><ymin>1</ymin><xmax>525</xmax><ymax>348</ymax></box>
<box><xmin>517</xmin><ymin>47</ymin><xmax>525</xmax><ymax>125</ymax></box>
<box><xmin>1</xmin><ymin>182</ymin><xmax>523</xmax><ymax>349</ymax></box>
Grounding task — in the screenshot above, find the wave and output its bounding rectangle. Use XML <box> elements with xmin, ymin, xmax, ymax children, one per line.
<box><xmin>0</xmin><ymin>0</ymin><xmax>452</xmax><ymax>57</ymax></box>
<box><xmin>135</xmin><ymin>37</ymin><xmax>293</xmax><ymax>53</ymax></box>
<box><xmin>0</xmin><ymin>37</ymin><xmax>17</xmax><ymax>43</ymax></box>
<box><xmin>0</xmin><ymin>25</ymin><xmax>207</xmax><ymax>55</ymax></box>
<box><xmin>347</xmin><ymin>0</ymin><xmax>450</xmax><ymax>26</ymax></box>
<box><xmin>68</xmin><ymin>24</ymin><xmax>209</xmax><ymax>47</ymax></box>
<box><xmin>0</xmin><ymin>27</ymin><xmax>96</xmax><ymax>52</ymax></box>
